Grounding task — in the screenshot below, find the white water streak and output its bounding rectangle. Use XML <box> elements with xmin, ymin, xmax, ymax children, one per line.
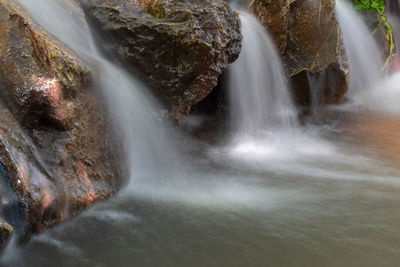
<box><xmin>336</xmin><ymin>0</ymin><xmax>383</xmax><ymax>99</ymax></box>
<box><xmin>228</xmin><ymin>12</ymin><xmax>297</xmax><ymax>140</ymax></box>
<box><xmin>16</xmin><ymin>0</ymin><xmax>180</xmax><ymax>183</ymax></box>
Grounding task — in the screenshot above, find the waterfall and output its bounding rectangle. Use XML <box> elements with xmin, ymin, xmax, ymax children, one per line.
<box><xmin>228</xmin><ymin>12</ymin><xmax>297</xmax><ymax>140</ymax></box>
<box><xmin>16</xmin><ymin>0</ymin><xmax>179</xmax><ymax>182</ymax></box>
<box><xmin>335</xmin><ymin>0</ymin><xmax>384</xmax><ymax>100</ymax></box>
<box><xmin>229</xmin><ymin>0</ymin><xmax>250</xmax><ymax>9</ymax></box>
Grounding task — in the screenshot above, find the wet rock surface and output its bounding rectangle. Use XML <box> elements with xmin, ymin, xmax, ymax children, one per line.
<box><xmin>0</xmin><ymin>219</ymin><xmax>13</xmax><ymax>250</ymax></box>
<box><xmin>0</xmin><ymin>0</ymin><xmax>121</xmax><ymax>241</ymax></box>
<box><xmin>80</xmin><ymin>0</ymin><xmax>242</xmax><ymax>123</ymax></box>
<box><xmin>251</xmin><ymin>0</ymin><xmax>349</xmax><ymax>107</ymax></box>
<box><xmin>249</xmin><ymin>0</ymin><xmax>290</xmax><ymax>54</ymax></box>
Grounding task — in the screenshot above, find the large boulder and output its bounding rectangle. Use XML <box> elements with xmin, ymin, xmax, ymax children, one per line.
<box><xmin>0</xmin><ymin>0</ymin><xmax>121</xmax><ymax>241</ymax></box>
<box><xmin>251</xmin><ymin>0</ymin><xmax>349</xmax><ymax>107</ymax></box>
<box><xmin>80</xmin><ymin>0</ymin><xmax>242</xmax><ymax>123</ymax></box>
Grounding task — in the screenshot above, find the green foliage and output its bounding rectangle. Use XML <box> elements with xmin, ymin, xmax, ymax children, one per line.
<box><xmin>354</xmin><ymin>0</ymin><xmax>385</xmax><ymax>14</ymax></box>
<box><xmin>353</xmin><ymin>0</ymin><xmax>395</xmax><ymax>70</ymax></box>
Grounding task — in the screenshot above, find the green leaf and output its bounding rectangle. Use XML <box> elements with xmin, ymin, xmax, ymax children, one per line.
<box><xmin>355</xmin><ymin>4</ymin><xmax>364</xmax><ymax>9</ymax></box>
<box><xmin>352</xmin><ymin>0</ymin><xmax>395</xmax><ymax>71</ymax></box>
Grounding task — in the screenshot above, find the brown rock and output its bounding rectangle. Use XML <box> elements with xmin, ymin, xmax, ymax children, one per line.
<box><xmin>0</xmin><ymin>0</ymin><xmax>121</xmax><ymax>239</ymax></box>
<box><xmin>389</xmin><ymin>54</ymin><xmax>400</xmax><ymax>73</ymax></box>
<box><xmin>249</xmin><ymin>0</ymin><xmax>290</xmax><ymax>54</ymax></box>
<box><xmin>80</xmin><ymin>0</ymin><xmax>242</xmax><ymax>123</ymax></box>
<box><xmin>251</xmin><ymin>0</ymin><xmax>349</xmax><ymax>107</ymax></box>
<box><xmin>0</xmin><ymin>219</ymin><xmax>12</xmax><ymax>250</ymax></box>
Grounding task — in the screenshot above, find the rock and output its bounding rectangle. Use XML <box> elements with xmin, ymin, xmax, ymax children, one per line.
<box><xmin>250</xmin><ymin>0</ymin><xmax>349</xmax><ymax>107</ymax></box>
<box><xmin>80</xmin><ymin>0</ymin><xmax>242</xmax><ymax>123</ymax></box>
<box><xmin>389</xmin><ymin>54</ymin><xmax>400</xmax><ymax>73</ymax></box>
<box><xmin>388</xmin><ymin>0</ymin><xmax>400</xmax><ymax>16</ymax></box>
<box><xmin>248</xmin><ymin>0</ymin><xmax>290</xmax><ymax>54</ymax></box>
<box><xmin>0</xmin><ymin>0</ymin><xmax>121</xmax><ymax>239</ymax></box>
<box><xmin>0</xmin><ymin>219</ymin><xmax>13</xmax><ymax>250</ymax></box>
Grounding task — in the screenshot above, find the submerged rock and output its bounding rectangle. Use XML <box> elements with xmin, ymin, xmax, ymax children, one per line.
<box><xmin>80</xmin><ymin>0</ymin><xmax>242</xmax><ymax>123</ymax></box>
<box><xmin>0</xmin><ymin>0</ymin><xmax>121</xmax><ymax>240</ymax></box>
<box><xmin>344</xmin><ymin>113</ymin><xmax>400</xmax><ymax>168</ymax></box>
<box><xmin>251</xmin><ymin>0</ymin><xmax>349</xmax><ymax>107</ymax></box>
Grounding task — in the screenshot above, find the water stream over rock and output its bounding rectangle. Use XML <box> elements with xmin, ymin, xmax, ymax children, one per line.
<box><xmin>228</xmin><ymin>12</ymin><xmax>297</xmax><ymax>139</ymax></box>
<box><xmin>335</xmin><ymin>0</ymin><xmax>384</xmax><ymax>100</ymax></box>
<box><xmin>1</xmin><ymin>0</ymin><xmax>400</xmax><ymax>266</ymax></box>
<box><xmin>15</xmin><ymin>0</ymin><xmax>179</xmax><ymax>182</ymax></box>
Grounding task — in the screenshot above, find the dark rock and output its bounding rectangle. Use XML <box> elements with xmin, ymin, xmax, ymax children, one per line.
<box><xmin>80</xmin><ymin>0</ymin><xmax>242</xmax><ymax>123</ymax></box>
<box><xmin>0</xmin><ymin>219</ymin><xmax>13</xmax><ymax>251</ymax></box>
<box><xmin>251</xmin><ymin>0</ymin><xmax>349</xmax><ymax>107</ymax></box>
<box><xmin>0</xmin><ymin>0</ymin><xmax>121</xmax><ymax>239</ymax></box>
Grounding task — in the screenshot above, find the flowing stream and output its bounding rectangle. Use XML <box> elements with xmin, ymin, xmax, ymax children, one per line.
<box><xmin>336</xmin><ymin>0</ymin><xmax>400</xmax><ymax>114</ymax></box>
<box><xmin>226</xmin><ymin>11</ymin><xmax>300</xmax><ymax>161</ymax></box>
<box><xmin>228</xmin><ymin>12</ymin><xmax>297</xmax><ymax>139</ymax></box>
<box><xmin>335</xmin><ymin>0</ymin><xmax>384</xmax><ymax>100</ymax></box>
<box><xmin>14</xmin><ymin>0</ymin><xmax>179</xmax><ymax>182</ymax></box>
<box><xmin>1</xmin><ymin>1</ymin><xmax>400</xmax><ymax>266</ymax></box>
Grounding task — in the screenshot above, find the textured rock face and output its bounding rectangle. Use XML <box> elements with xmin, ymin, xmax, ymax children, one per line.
<box><xmin>0</xmin><ymin>0</ymin><xmax>121</xmax><ymax>241</ymax></box>
<box><xmin>251</xmin><ymin>0</ymin><xmax>349</xmax><ymax>107</ymax></box>
<box><xmin>249</xmin><ymin>0</ymin><xmax>290</xmax><ymax>54</ymax></box>
<box><xmin>80</xmin><ymin>0</ymin><xmax>242</xmax><ymax>123</ymax></box>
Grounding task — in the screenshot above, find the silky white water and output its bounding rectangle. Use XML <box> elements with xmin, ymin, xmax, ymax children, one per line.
<box><xmin>2</xmin><ymin>1</ymin><xmax>400</xmax><ymax>266</ymax></box>
<box><xmin>226</xmin><ymin>11</ymin><xmax>299</xmax><ymax>160</ymax></box>
<box><xmin>335</xmin><ymin>0</ymin><xmax>384</xmax><ymax>99</ymax></box>
<box><xmin>228</xmin><ymin>12</ymin><xmax>297</xmax><ymax>139</ymax></box>
<box><xmin>229</xmin><ymin>0</ymin><xmax>250</xmax><ymax>9</ymax></box>
<box><xmin>15</xmin><ymin>0</ymin><xmax>179</xmax><ymax>182</ymax></box>
<box><xmin>335</xmin><ymin>0</ymin><xmax>400</xmax><ymax>116</ymax></box>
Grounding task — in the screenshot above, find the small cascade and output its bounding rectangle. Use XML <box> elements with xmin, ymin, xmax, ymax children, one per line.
<box><xmin>16</xmin><ymin>0</ymin><xmax>179</xmax><ymax>182</ymax></box>
<box><xmin>335</xmin><ymin>0</ymin><xmax>384</xmax><ymax>99</ymax></box>
<box><xmin>306</xmin><ymin>71</ymin><xmax>326</xmax><ymax>112</ymax></box>
<box><xmin>228</xmin><ymin>12</ymin><xmax>297</xmax><ymax>140</ymax></box>
<box><xmin>229</xmin><ymin>0</ymin><xmax>250</xmax><ymax>9</ymax></box>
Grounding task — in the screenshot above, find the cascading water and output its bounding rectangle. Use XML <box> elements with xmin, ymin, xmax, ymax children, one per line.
<box><xmin>15</xmin><ymin>0</ymin><xmax>179</xmax><ymax>183</ymax></box>
<box><xmin>229</xmin><ymin>0</ymin><xmax>250</xmax><ymax>9</ymax></box>
<box><xmin>335</xmin><ymin>0</ymin><xmax>400</xmax><ymax>114</ymax></box>
<box><xmin>335</xmin><ymin>0</ymin><xmax>384</xmax><ymax>99</ymax></box>
<box><xmin>3</xmin><ymin>2</ymin><xmax>400</xmax><ymax>266</ymax></box>
<box><xmin>228</xmin><ymin>12</ymin><xmax>297</xmax><ymax>140</ymax></box>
